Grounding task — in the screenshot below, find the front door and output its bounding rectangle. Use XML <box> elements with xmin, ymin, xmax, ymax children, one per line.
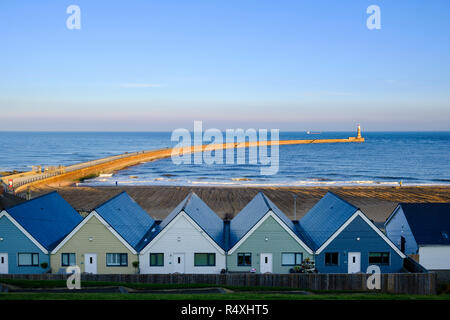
<box><xmin>260</xmin><ymin>253</ymin><xmax>273</xmax><ymax>273</ymax></box>
<box><xmin>348</xmin><ymin>252</ymin><xmax>361</xmax><ymax>273</ymax></box>
<box><xmin>84</xmin><ymin>253</ymin><xmax>97</xmax><ymax>274</ymax></box>
<box><xmin>0</xmin><ymin>253</ymin><xmax>8</xmax><ymax>274</ymax></box>
<box><xmin>173</xmin><ymin>253</ymin><xmax>185</xmax><ymax>273</ymax></box>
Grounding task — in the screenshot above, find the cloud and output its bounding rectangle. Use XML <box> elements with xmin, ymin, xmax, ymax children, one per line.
<box><xmin>119</xmin><ymin>83</ymin><xmax>162</xmax><ymax>88</ymax></box>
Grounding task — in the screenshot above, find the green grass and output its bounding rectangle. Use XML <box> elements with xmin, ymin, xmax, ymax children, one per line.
<box><xmin>2</xmin><ymin>279</ymin><xmax>449</xmax><ymax>300</ymax></box>
<box><xmin>1</xmin><ymin>292</ymin><xmax>450</xmax><ymax>300</ymax></box>
<box><xmin>0</xmin><ymin>279</ymin><xmax>317</xmax><ymax>292</ymax></box>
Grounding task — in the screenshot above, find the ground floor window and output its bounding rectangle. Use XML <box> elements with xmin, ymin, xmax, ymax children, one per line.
<box><xmin>368</xmin><ymin>252</ymin><xmax>390</xmax><ymax>265</ymax></box>
<box><xmin>237</xmin><ymin>253</ymin><xmax>252</xmax><ymax>266</ymax></box>
<box><xmin>282</xmin><ymin>253</ymin><xmax>303</xmax><ymax>266</ymax></box>
<box><xmin>106</xmin><ymin>253</ymin><xmax>128</xmax><ymax>266</ymax></box>
<box><xmin>194</xmin><ymin>253</ymin><xmax>216</xmax><ymax>266</ymax></box>
<box><xmin>325</xmin><ymin>252</ymin><xmax>339</xmax><ymax>265</ymax></box>
<box><xmin>61</xmin><ymin>253</ymin><xmax>76</xmax><ymax>266</ymax></box>
<box><xmin>18</xmin><ymin>253</ymin><xmax>39</xmax><ymax>266</ymax></box>
<box><xmin>150</xmin><ymin>253</ymin><xmax>164</xmax><ymax>266</ymax></box>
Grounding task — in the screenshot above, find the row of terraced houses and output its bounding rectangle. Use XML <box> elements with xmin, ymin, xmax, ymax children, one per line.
<box><xmin>0</xmin><ymin>191</ymin><xmax>449</xmax><ymax>275</ymax></box>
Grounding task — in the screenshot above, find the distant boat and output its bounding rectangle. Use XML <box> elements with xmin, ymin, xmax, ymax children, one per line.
<box><xmin>99</xmin><ymin>173</ymin><xmax>113</xmax><ymax>177</ymax></box>
<box><xmin>306</xmin><ymin>131</ymin><xmax>321</xmax><ymax>134</ymax></box>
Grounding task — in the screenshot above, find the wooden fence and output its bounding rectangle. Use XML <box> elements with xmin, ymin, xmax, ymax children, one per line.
<box><xmin>0</xmin><ymin>272</ymin><xmax>437</xmax><ymax>295</ymax></box>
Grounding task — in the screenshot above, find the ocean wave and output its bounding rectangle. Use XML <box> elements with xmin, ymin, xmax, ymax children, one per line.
<box><xmin>375</xmin><ymin>176</ymin><xmax>416</xmax><ymax>181</ymax></box>
<box><xmin>431</xmin><ymin>178</ymin><xmax>450</xmax><ymax>182</ymax></box>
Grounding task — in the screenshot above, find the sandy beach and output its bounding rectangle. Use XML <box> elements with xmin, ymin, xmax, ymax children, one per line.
<box><xmin>25</xmin><ymin>185</ymin><xmax>450</xmax><ymax>225</ymax></box>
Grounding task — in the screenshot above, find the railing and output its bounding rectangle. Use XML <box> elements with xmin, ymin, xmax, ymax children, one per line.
<box><xmin>5</xmin><ymin>149</ymin><xmax>157</xmax><ymax>190</ymax></box>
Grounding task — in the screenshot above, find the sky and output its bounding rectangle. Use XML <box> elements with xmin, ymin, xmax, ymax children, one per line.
<box><xmin>0</xmin><ymin>0</ymin><xmax>449</xmax><ymax>131</ymax></box>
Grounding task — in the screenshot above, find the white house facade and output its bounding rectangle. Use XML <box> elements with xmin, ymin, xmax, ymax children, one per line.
<box><xmin>139</xmin><ymin>211</ymin><xmax>226</xmax><ymax>274</ymax></box>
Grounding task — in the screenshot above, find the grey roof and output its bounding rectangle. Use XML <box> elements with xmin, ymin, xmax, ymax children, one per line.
<box><xmin>140</xmin><ymin>192</ymin><xmax>225</xmax><ymax>250</ymax></box>
<box><xmin>395</xmin><ymin>203</ymin><xmax>450</xmax><ymax>245</ymax></box>
<box><xmin>6</xmin><ymin>191</ymin><xmax>83</xmax><ymax>251</ymax></box>
<box><xmin>94</xmin><ymin>192</ymin><xmax>155</xmax><ymax>251</ymax></box>
<box><xmin>229</xmin><ymin>192</ymin><xmax>312</xmax><ymax>250</ymax></box>
<box><xmin>299</xmin><ymin>192</ymin><xmax>358</xmax><ymax>250</ymax></box>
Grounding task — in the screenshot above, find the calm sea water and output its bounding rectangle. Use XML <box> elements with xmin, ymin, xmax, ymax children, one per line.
<box><xmin>0</xmin><ymin>131</ymin><xmax>449</xmax><ymax>186</ymax></box>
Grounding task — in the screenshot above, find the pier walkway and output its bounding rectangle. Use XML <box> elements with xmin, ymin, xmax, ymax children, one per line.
<box><xmin>2</xmin><ymin>134</ymin><xmax>364</xmax><ymax>194</ymax></box>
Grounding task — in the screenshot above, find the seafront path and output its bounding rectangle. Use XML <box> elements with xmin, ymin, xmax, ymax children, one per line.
<box><xmin>2</xmin><ymin>135</ymin><xmax>364</xmax><ymax>194</ymax></box>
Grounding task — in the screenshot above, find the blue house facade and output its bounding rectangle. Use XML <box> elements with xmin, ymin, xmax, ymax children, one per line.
<box><xmin>0</xmin><ymin>192</ymin><xmax>83</xmax><ymax>274</ymax></box>
<box><xmin>300</xmin><ymin>192</ymin><xmax>406</xmax><ymax>274</ymax></box>
<box><xmin>385</xmin><ymin>203</ymin><xmax>450</xmax><ymax>270</ymax></box>
<box><xmin>0</xmin><ymin>211</ymin><xmax>48</xmax><ymax>274</ymax></box>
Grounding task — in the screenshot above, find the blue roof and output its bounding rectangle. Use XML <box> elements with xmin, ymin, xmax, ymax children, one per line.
<box><xmin>397</xmin><ymin>203</ymin><xmax>450</xmax><ymax>245</ymax></box>
<box><xmin>95</xmin><ymin>192</ymin><xmax>155</xmax><ymax>251</ymax></box>
<box><xmin>7</xmin><ymin>191</ymin><xmax>83</xmax><ymax>251</ymax></box>
<box><xmin>229</xmin><ymin>192</ymin><xmax>311</xmax><ymax>250</ymax></box>
<box><xmin>299</xmin><ymin>192</ymin><xmax>358</xmax><ymax>250</ymax></box>
<box><xmin>140</xmin><ymin>192</ymin><xmax>225</xmax><ymax>250</ymax></box>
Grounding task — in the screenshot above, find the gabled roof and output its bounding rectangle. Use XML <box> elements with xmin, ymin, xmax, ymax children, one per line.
<box><xmin>6</xmin><ymin>191</ymin><xmax>83</xmax><ymax>251</ymax></box>
<box><xmin>391</xmin><ymin>203</ymin><xmax>450</xmax><ymax>246</ymax></box>
<box><xmin>228</xmin><ymin>192</ymin><xmax>312</xmax><ymax>252</ymax></box>
<box><xmin>94</xmin><ymin>192</ymin><xmax>155</xmax><ymax>251</ymax></box>
<box><xmin>140</xmin><ymin>192</ymin><xmax>225</xmax><ymax>250</ymax></box>
<box><xmin>299</xmin><ymin>192</ymin><xmax>358</xmax><ymax>250</ymax></box>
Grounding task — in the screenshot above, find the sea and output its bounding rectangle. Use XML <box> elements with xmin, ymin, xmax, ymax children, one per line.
<box><xmin>0</xmin><ymin>131</ymin><xmax>449</xmax><ymax>187</ymax></box>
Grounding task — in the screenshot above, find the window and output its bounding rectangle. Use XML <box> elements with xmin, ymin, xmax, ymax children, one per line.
<box><xmin>150</xmin><ymin>253</ymin><xmax>164</xmax><ymax>266</ymax></box>
<box><xmin>61</xmin><ymin>253</ymin><xmax>76</xmax><ymax>266</ymax></box>
<box><xmin>282</xmin><ymin>253</ymin><xmax>303</xmax><ymax>266</ymax></box>
<box><xmin>325</xmin><ymin>252</ymin><xmax>339</xmax><ymax>266</ymax></box>
<box><xmin>368</xmin><ymin>252</ymin><xmax>390</xmax><ymax>265</ymax></box>
<box><xmin>106</xmin><ymin>253</ymin><xmax>128</xmax><ymax>266</ymax></box>
<box><xmin>237</xmin><ymin>253</ymin><xmax>252</xmax><ymax>266</ymax></box>
<box><xmin>194</xmin><ymin>253</ymin><xmax>216</xmax><ymax>266</ymax></box>
<box><xmin>18</xmin><ymin>253</ymin><xmax>39</xmax><ymax>266</ymax></box>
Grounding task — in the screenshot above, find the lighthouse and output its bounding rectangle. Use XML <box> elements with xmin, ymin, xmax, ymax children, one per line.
<box><xmin>357</xmin><ymin>124</ymin><xmax>362</xmax><ymax>139</ymax></box>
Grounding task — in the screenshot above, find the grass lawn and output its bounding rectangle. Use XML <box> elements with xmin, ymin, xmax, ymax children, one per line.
<box><xmin>0</xmin><ymin>279</ymin><xmax>313</xmax><ymax>292</ymax></box>
<box><xmin>1</xmin><ymin>279</ymin><xmax>449</xmax><ymax>300</ymax></box>
<box><xmin>1</xmin><ymin>292</ymin><xmax>450</xmax><ymax>300</ymax></box>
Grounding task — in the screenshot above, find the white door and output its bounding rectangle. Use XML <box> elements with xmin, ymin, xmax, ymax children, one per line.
<box><xmin>173</xmin><ymin>253</ymin><xmax>185</xmax><ymax>273</ymax></box>
<box><xmin>0</xmin><ymin>253</ymin><xmax>8</xmax><ymax>274</ymax></box>
<box><xmin>348</xmin><ymin>252</ymin><xmax>361</xmax><ymax>273</ymax></box>
<box><xmin>84</xmin><ymin>253</ymin><xmax>97</xmax><ymax>274</ymax></box>
<box><xmin>260</xmin><ymin>253</ymin><xmax>273</xmax><ymax>273</ymax></box>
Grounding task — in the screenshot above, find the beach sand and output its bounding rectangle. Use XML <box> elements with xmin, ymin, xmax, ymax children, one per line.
<box><xmin>27</xmin><ymin>185</ymin><xmax>450</xmax><ymax>224</ymax></box>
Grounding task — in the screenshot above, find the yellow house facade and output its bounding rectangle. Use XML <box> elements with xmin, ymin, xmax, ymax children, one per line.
<box><xmin>50</xmin><ymin>212</ymin><xmax>138</xmax><ymax>274</ymax></box>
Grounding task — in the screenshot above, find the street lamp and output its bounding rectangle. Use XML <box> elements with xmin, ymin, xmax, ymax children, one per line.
<box><xmin>293</xmin><ymin>194</ymin><xmax>298</xmax><ymax>220</ymax></box>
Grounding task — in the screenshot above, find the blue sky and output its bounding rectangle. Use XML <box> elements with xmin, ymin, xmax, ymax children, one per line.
<box><xmin>0</xmin><ymin>0</ymin><xmax>449</xmax><ymax>131</ymax></box>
